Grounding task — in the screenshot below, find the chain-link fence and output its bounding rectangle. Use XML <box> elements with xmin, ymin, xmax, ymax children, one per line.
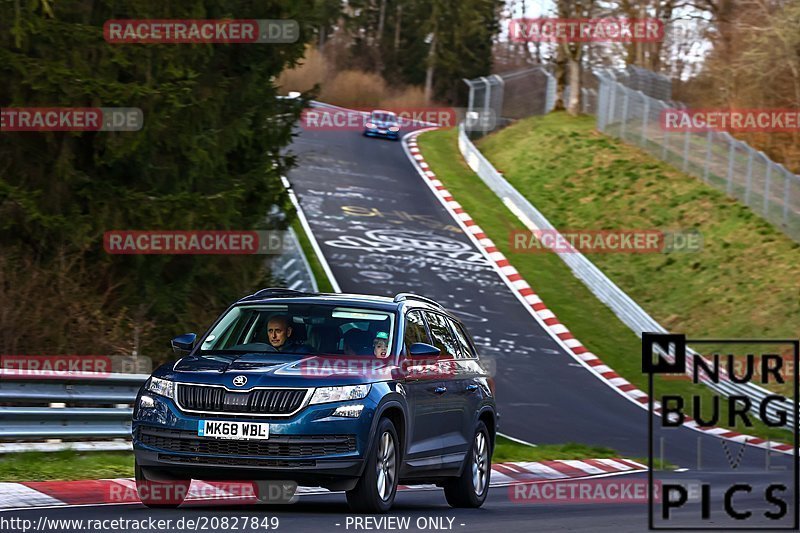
<box><xmin>465</xmin><ymin>65</ymin><xmax>659</xmax><ymax>139</ymax></box>
<box><xmin>597</xmin><ymin>72</ymin><xmax>800</xmax><ymax>243</ymax></box>
<box><xmin>463</xmin><ymin>64</ymin><xmax>800</xmax><ymax>242</ymax></box>
<box><xmin>464</xmin><ymin>67</ymin><xmax>555</xmax><ymax>139</ymax></box>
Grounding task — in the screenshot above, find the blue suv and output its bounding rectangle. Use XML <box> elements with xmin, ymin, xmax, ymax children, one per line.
<box><xmin>133</xmin><ymin>289</ymin><xmax>497</xmax><ymax>513</ymax></box>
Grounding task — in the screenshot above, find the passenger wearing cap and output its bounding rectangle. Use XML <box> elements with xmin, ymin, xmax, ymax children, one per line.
<box><xmin>373</xmin><ymin>331</ymin><xmax>389</xmax><ymax>359</ymax></box>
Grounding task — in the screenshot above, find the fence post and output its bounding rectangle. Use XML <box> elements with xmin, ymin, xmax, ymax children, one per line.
<box><xmin>763</xmin><ymin>157</ymin><xmax>773</xmax><ymax>216</ymax></box>
<box><xmin>703</xmin><ymin>130</ymin><xmax>713</xmax><ymax>183</ymax></box>
<box><xmin>620</xmin><ymin>89</ymin><xmax>629</xmax><ymax>139</ymax></box>
<box><xmin>480</xmin><ymin>76</ymin><xmax>491</xmax><ymax>136</ymax></box>
<box><xmin>682</xmin><ymin>129</ymin><xmax>691</xmax><ymax>172</ymax></box>
<box><xmin>491</xmin><ymin>74</ymin><xmax>504</xmax><ymax>131</ymax></box>
<box><xmin>464</xmin><ymin>78</ymin><xmax>475</xmax><ymax>116</ymax></box>
<box><xmin>597</xmin><ymin>78</ymin><xmax>608</xmax><ymax>130</ymax></box>
<box><xmin>744</xmin><ymin>149</ymin><xmax>754</xmax><ymax>205</ymax></box>
<box><xmin>726</xmin><ymin>139</ymin><xmax>736</xmax><ymax>195</ymax></box>
<box><xmin>607</xmin><ymin>81</ymin><xmax>617</xmax><ymax>132</ymax></box>
<box><xmin>661</xmin><ymin>102</ymin><xmax>670</xmax><ymax>161</ymax></box>
<box><xmin>783</xmin><ymin>172</ymin><xmax>791</xmax><ymax>224</ymax></box>
<box><xmin>545</xmin><ymin>70</ymin><xmax>556</xmax><ymax>113</ymax></box>
<box><xmin>640</xmin><ymin>92</ymin><xmax>649</xmax><ymax>147</ymax></box>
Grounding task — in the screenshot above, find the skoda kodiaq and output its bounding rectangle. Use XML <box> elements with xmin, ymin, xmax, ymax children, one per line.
<box><xmin>132</xmin><ymin>288</ymin><xmax>496</xmax><ymax>513</ymax></box>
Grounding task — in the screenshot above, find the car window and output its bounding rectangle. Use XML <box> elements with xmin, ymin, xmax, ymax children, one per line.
<box><xmin>372</xmin><ymin>112</ymin><xmax>396</xmax><ymax>123</ymax></box>
<box><xmin>447</xmin><ymin>317</ymin><xmax>476</xmax><ymax>359</ymax></box>
<box><xmin>199</xmin><ymin>304</ymin><xmax>395</xmax><ymax>355</ymax></box>
<box><xmin>423</xmin><ymin>311</ymin><xmax>459</xmax><ymax>359</ymax></box>
<box><xmin>404</xmin><ymin>310</ymin><xmax>431</xmax><ymax>350</ymax></box>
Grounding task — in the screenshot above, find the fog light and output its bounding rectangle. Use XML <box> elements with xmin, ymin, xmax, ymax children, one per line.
<box><xmin>139</xmin><ymin>394</ymin><xmax>156</xmax><ymax>408</ymax></box>
<box><xmin>332</xmin><ymin>404</ymin><xmax>364</xmax><ymax>418</ymax></box>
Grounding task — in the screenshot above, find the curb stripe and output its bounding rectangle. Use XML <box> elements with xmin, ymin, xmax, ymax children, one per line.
<box><xmin>0</xmin><ymin>459</ymin><xmax>645</xmax><ymax>511</ymax></box>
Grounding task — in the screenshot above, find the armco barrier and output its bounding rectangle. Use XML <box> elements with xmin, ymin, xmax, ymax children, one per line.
<box><xmin>0</xmin><ymin>371</ymin><xmax>146</xmax><ymax>448</ymax></box>
<box><xmin>456</xmin><ymin>123</ymin><xmax>795</xmax><ymax>430</ymax></box>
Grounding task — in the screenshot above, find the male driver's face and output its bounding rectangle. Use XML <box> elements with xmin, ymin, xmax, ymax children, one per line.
<box><xmin>268</xmin><ymin>319</ymin><xmax>291</xmax><ymax>348</ymax></box>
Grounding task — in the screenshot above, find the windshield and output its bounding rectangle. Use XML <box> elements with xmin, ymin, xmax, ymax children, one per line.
<box><xmin>199</xmin><ymin>304</ymin><xmax>396</xmax><ymax>356</ymax></box>
<box><xmin>371</xmin><ymin>112</ymin><xmax>396</xmax><ymax>124</ymax></box>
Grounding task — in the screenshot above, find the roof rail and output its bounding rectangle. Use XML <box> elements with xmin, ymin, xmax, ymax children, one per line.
<box><xmin>393</xmin><ymin>293</ymin><xmax>444</xmax><ymax>308</ymax></box>
<box><xmin>249</xmin><ymin>287</ymin><xmax>318</xmax><ymax>299</ymax></box>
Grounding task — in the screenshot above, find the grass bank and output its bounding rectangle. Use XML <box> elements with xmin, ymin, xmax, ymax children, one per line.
<box><xmin>291</xmin><ymin>218</ymin><xmax>335</xmax><ymax>293</ymax></box>
<box><xmin>0</xmin><ymin>450</ymin><xmax>133</xmax><ymax>482</ymax></box>
<box><xmin>417</xmin><ymin>123</ymin><xmax>793</xmax><ymax>442</ymax></box>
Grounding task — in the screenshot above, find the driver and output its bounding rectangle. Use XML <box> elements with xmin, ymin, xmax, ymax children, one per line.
<box><xmin>267</xmin><ymin>315</ymin><xmax>311</xmax><ymax>352</ymax></box>
<box><xmin>373</xmin><ymin>331</ymin><xmax>389</xmax><ymax>359</ymax></box>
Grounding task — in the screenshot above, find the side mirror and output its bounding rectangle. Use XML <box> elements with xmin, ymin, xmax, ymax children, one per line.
<box><xmin>171</xmin><ymin>333</ymin><xmax>197</xmax><ymax>354</ymax></box>
<box><xmin>407</xmin><ymin>342</ymin><xmax>441</xmax><ymax>359</ymax></box>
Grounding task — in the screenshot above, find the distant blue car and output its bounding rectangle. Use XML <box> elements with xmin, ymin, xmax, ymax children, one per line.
<box><xmin>363</xmin><ymin>110</ymin><xmax>400</xmax><ymax>140</ymax></box>
<box><xmin>133</xmin><ymin>288</ymin><xmax>496</xmax><ymax>513</ymax></box>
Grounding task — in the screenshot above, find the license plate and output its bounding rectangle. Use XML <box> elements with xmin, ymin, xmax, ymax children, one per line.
<box><xmin>198</xmin><ymin>420</ymin><xmax>270</xmax><ymax>440</ymax></box>
<box><xmin>378</xmin><ymin>129</ymin><xmax>387</xmax><ymax>134</ymax></box>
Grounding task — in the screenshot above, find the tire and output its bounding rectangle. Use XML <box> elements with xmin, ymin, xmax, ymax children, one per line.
<box><xmin>443</xmin><ymin>421</ymin><xmax>491</xmax><ymax>508</ymax></box>
<box><xmin>135</xmin><ymin>459</ymin><xmax>190</xmax><ymax>509</ymax></box>
<box><xmin>346</xmin><ymin>418</ymin><xmax>400</xmax><ymax>513</ymax></box>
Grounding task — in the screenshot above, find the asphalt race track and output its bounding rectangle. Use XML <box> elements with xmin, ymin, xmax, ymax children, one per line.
<box><xmin>2</xmin><ymin>471</ymin><xmax>795</xmax><ymax>532</ymax></box>
<box><xmin>285</xmin><ymin>112</ymin><xmax>793</xmax><ymax>466</ymax></box>
<box><xmin>3</xmin><ymin>110</ymin><xmax>795</xmax><ymax>532</ymax></box>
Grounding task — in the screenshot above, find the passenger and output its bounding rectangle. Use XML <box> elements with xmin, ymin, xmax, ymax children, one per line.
<box><xmin>373</xmin><ymin>331</ymin><xmax>389</xmax><ymax>359</ymax></box>
<box><xmin>343</xmin><ymin>328</ymin><xmax>370</xmax><ymax>356</ymax></box>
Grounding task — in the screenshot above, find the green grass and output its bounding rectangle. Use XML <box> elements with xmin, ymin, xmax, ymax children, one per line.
<box><xmin>494</xmin><ymin>436</ymin><xmax>672</xmax><ymax>470</ymax></box>
<box><xmin>0</xmin><ymin>440</ymin><xmax>654</xmax><ymax>482</ymax></box>
<box><xmin>476</xmin><ymin>113</ymin><xmax>800</xmax><ymax>398</ymax></box>
<box><xmin>291</xmin><ymin>218</ymin><xmax>334</xmax><ymax>293</ymax></box>
<box><xmin>493</xmin><ymin>436</ymin><xmax>617</xmax><ymax>463</ymax></box>
<box><xmin>476</xmin><ymin>113</ymin><xmax>800</xmax><ymax>346</ymax></box>
<box><xmin>0</xmin><ymin>450</ymin><xmax>134</xmax><ymax>482</ymax></box>
<box><xmin>417</xmin><ymin>123</ymin><xmax>794</xmax><ymax>442</ymax></box>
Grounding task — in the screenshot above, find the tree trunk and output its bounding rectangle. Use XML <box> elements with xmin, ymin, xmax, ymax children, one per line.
<box><xmin>567</xmin><ymin>54</ymin><xmax>582</xmax><ymax>115</ymax></box>
<box><xmin>553</xmin><ymin>43</ymin><xmax>567</xmax><ymax>110</ymax></box>
<box><xmin>424</xmin><ymin>33</ymin><xmax>436</xmax><ymax>103</ymax></box>
<box><xmin>394</xmin><ymin>3</ymin><xmax>402</xmax><ymax>51</ymax></box>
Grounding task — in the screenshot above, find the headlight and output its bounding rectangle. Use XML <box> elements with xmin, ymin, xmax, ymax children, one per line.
<box><xmin>389</xmin><ymin>126</ymin><xmax>399</xmax><ymax>132</ymax></box>
<box><xmin>366</xmin><ymin>122</ymin><xmax>376</xmax><ymax>129</ymax></box>
<box><xmin>146</xmin><ymin>377</ymin><xmax>175</xmax><ymax>399</ymax></box>
<box><xmin>309</xmin><ymin>384</ymin><xmax>371</xmax><ymax>405</ymax></box>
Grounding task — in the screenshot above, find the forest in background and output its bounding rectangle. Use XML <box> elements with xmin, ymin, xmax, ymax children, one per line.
<box><xmin>1</xmin><ymin>0</ymin><xmax>796</xmax><ymax>363</ymax></box>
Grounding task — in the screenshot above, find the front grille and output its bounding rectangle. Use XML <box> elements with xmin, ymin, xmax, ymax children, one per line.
<box><xmin>159</xmin><ymin>454</ymin><xmax>315</xmax><ymax>468</ymax></box>
<box><xmin>138</xmin><ymin>427</ymin><xmax>356</xmax><ymax>457</ymax></box>
<box><xmin>176</xmin><ymin>384</ymin><xmax>307</xmax><ymax>415</ymax></box>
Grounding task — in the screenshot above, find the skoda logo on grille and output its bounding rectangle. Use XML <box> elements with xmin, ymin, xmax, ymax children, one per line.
<box><xmin>232</xmin><ymin>375</ymin><xmax>247</xmax><ymax>387</ymax></box>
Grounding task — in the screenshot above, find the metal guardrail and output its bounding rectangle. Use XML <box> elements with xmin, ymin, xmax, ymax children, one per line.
<box><xmin>457</xmin><ymin>123</ymin><xmax>796</xmax><ymax>430</ymax></box>
<box><xmin>0</xmin><ymin>371</ymin><xmax>146</xmax><ymax>447</ymax></box>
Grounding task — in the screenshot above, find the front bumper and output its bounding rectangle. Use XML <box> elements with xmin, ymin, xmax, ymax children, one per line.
<box><xmin>364</xmin><ymin>128</ymin><xmax>399</xmax><ymax>139</ymax></box>
<box><xmin>132</xmin><ymin>389</ymin><xmax>379</xmax><ymax>485</ymax></box>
